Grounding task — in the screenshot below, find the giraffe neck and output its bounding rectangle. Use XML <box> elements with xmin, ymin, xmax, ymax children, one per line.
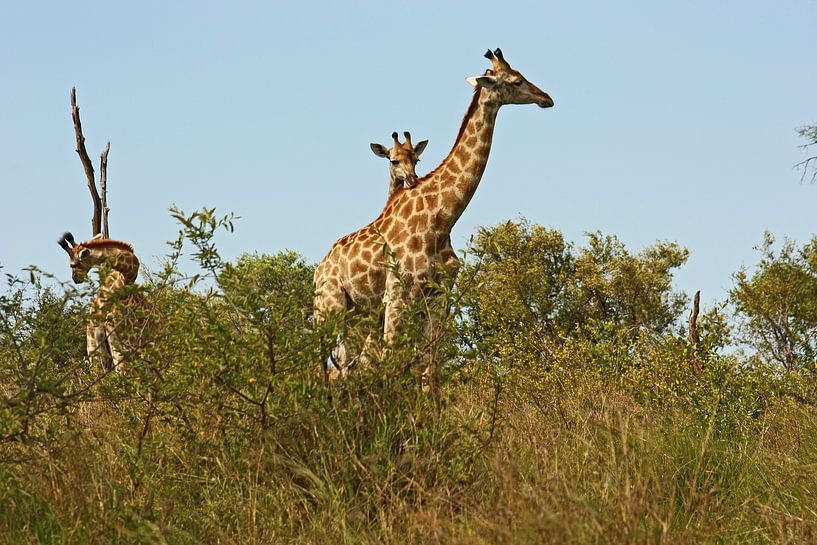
<box><xmin>116</xmin><ymin>258</ymin><xmax>138</xmax><ymax>285</ymax></box>
<box><xmin>98</xmin><ymin>270</ymin><xmax>127</xmax><ymax>299</ymax></box>
<box><xmin>98</xmin><ymin>250</ymin><xmax>139</xmax><ymax>285</ymax></box>
<box><xmin>423</xmin><ymin>88</ymin><xmax>501</xmax><ymax>230</ymax></box>
<box><xmin>114</xmin><ymin>265</ymin><xmax>139</xmax><ymax>284</ymax></box>
<box><xmin>88</xmin><ymin>266</ymin><xmax>126</xmax><ymax>316</ymax></box>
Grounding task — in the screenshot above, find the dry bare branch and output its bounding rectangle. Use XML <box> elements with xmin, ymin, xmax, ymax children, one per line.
<box><xmin>688</xmin><ymin>290</ymin><xmax>702</xmax><ymax>373</ymax></box>
<box><xmin>796</xmin><ymin>124</ymin><xmax>817</xmax><ymax>184</ymax></box>
<box><xmin>795</xmin><ymin>156</ymin><xmax>817</xmax><ymax>184</ymax></box>
<box><xmin>100</xmin><ymin>141</ymin><xmax>110</xmax><ymax>238</ymax></box>
<box><xmin>71</xmin><ymin>87</ymin><xmax>102</xmax><ymax>236</ymax></box>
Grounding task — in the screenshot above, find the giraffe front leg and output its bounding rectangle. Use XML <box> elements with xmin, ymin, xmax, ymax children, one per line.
<box><xmin>314</xmin><ymin>277</ymin><xmax>352</xmax><ymax>381</ymax></box>
<box><xmin>105</xmin><ymin>320</ymin><xmax>125</xmax><ymax>371</ymax></box>
<box><xmin>357</xmin><ymin>331</ymin><xmax>379</xmax><ymax>370</ymax></box>
<box><xmin>384</xmin><ymin>270</ymin><xmax>439</xmax><ymax>392</ymax></box>
<box><xmin>86</xmin><ymin>321</ymin><xmax>99</xmax><ymax>358</ymax></box>
<box><xmin>332</xmin><ymin>338</ymin><xmax>358</xmax><ymax>379</ymax></box>
<box><xmin>422</xmin><ymin>294</ymin><xmax>450</xmax><ymax>398</ymax></box>
<box><xmin>87</xmin><ymin>321</ymin><xmax>114</xmax><ymax>371</ymax></box>
<box><xmin>382</xmin><ymin>270</ymin><xmax>408</xmax><ymax>345</ymax></box>
<box><xmin>420</xmin><ymin>253</ymin><xmax>459</xmax><ymax>397</ymax></box>
<box><xmin>402</xmin><ymin>274</ymin><xmax>443</xmax><ymax>396</ymax></box>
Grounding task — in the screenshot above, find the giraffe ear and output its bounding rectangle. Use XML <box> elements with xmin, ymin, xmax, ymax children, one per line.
<box><xmin>414</xmin><ymin>140</ymin><xmax>429</xmax><ymax>157</ymax></box>
<box><xmin>466</xmin><ymin>75</ymin><xmax>498</xmax><ymax>88</ymax></box>
<box><xmin>370</xmin><ymin>143</ymin><xmax>390</xmax><ymax>158</ymax></box>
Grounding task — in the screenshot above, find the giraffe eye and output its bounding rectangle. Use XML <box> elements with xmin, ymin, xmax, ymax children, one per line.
<box><xmin>513</xmin><ymin>79</ymin><xmax>524</xmax><ymax>87</ymax></box>
<box><xmin>390</xmin><ymin>160</ymin><xmax>399</xmax><ymax>165</ymax></box>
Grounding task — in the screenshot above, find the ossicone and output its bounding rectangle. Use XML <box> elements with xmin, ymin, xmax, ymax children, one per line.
<box><xmin>57</xmin><ymin>231</ymin><xmax>76</xmax><ymax>254</ymax></box>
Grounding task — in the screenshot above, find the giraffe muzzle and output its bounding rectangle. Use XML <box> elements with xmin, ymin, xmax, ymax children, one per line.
<box><xmin>72</xmin><ymin>270</ymin><xmax>89</xmax><ymax>283</ymax></box>
<box><xmin>537</xmin><ymin>93</ymin><xmax>555</xmax><ymax>108</ymax></box>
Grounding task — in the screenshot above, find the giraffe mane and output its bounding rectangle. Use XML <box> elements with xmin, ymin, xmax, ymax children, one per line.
<box><xmin>411</xmin><ymin>87</ymin><xmax>483</xmax><ymax>187</ymax></box>
<box><xmin>79</xmin><ymin>239</ymin><xmax>135</xmax><ymax>254</ymax></box>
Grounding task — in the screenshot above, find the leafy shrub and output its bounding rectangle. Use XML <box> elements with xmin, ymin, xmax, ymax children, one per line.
<box><xmin>1</xmin><ymin>211</ymin><xmax>816</xmax><ymax>543</ymax></box>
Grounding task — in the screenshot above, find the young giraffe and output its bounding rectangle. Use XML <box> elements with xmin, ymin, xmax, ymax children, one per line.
<box><xmin>314</xmin><ymin>48</ymin><xmax>554</xmax><ymax>387</ymax></box>
<box><xmin>318</xmin><ymin>131</ymin><xmax>430</xmax><ymax>377</ymax></box>
<box><xmin>58</xmin><ymin>232</ymin><xmax>140</xmax><ymax>370</ymax></box>
<box><xmin>372</xmin><ymin>131</ymin><xmax>459</xmax><ymax>362</ymax></box>
<box><xmin>370</xmin><ymin>131</ymin><xmax>429</xmax><ymax>196</ymax></box>
<box><xmin>372</xmin><ymin>131</ymin><xmax>457</xmax><ymax>272</ymax></box>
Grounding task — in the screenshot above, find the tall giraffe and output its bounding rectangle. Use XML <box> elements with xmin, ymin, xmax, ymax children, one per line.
<box><xmin>370</xmin><ymin>131</ymin><xmax>429</xmax><ymax>196</ymax></box>
<box><xmin>314</xmin><ymin>48</ymin><xmax>554</xmax><ymax>384</ymax></box>
<box><xmin>58</xmin><ymin>232</ymin><xmax>140</xmax><ymax>370</ymax></box>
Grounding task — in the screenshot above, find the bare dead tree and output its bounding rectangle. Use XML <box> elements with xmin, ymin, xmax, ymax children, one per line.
<box><xmin>71</xmin><ymin>87</ymin><xmax>111</xmax><ymax>237</ymax></box>
<box><xmin>688</xmin><ymin>290</ymin><xmax>702</xmax><ymax>373</ymax></box>
<box><xmin>100</xmin><ymin>141</ymin><xmax>110</xmax><ymax>238</ymax></box>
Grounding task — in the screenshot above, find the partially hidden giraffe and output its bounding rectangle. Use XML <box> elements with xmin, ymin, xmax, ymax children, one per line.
<box><xmin>324</xmin><ymin>130</ymin><xmax>438</xmax><ymax>376</ymax></box>
<box><xmin>58</xmin><ymin>232</ymin><xmax>141</xmax><ymax>370</ymax></box>
<box><xmin>370</xmin><ymin>131</ymin><xmax>429</xmax><ymax>196</ymax></box>
<box><xmin>314</xmin><ymin>48</ymin><xmax>554</xmax><ymax>385</ymax></box>
<box><xmin>372</xmin><ymin>130</ymin><xmax>459</xmax><ymax>363</ymax></box>
<box><xmin>314</xmin><ymin>131</ymin><xmax>431</xmax><ymax>377</ymax></box>
<box><xmin>372</xmin><ymin>132</ymin><xmax>458</xmax><ymax>269</ymax></box>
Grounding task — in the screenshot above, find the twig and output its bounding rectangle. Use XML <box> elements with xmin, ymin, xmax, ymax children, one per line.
<box><xmin>794</xmin><ymin>156</ymin><xmax>817</xmax><ymax>183</ymax></box>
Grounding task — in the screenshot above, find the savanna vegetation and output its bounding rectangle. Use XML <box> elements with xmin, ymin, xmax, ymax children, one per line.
<box><xmin>1</xmin><ymin>207</ymin><xmax>816</xmax><ymax>544</ymax></box>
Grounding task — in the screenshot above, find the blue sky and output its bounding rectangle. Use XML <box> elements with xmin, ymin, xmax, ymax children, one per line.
<box><xmin>1</xmin><ymin>1</ymin><xmax>815</xmax><ymax>305</ymax></box>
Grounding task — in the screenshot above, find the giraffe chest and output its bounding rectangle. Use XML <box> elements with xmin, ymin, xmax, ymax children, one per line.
<box><xmin>343</xmin><ymin>259</ymin><xmax>385</xmax><ymax>300</ymax></box>
<box><xmin>380</xmin><ymin>216</ymin><xmax>448</xmax><ymax>266</ymax></box>
<box><xmin>325</xmin><ymin>237</ymin><xmax>388</xmax><ymax>308</ymax></box>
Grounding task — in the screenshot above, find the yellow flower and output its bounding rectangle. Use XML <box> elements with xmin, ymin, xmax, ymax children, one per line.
<box><xmin>248</xmin><ymin>377</ymin><xmax>256</xmax><ymax>383</ymax></box>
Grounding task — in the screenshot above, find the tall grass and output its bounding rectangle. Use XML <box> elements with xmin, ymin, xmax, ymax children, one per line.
<box><xmin>2</xmin><ymin>211</ymin><xmax>816</xmax><ymax>543</ymax></box>
<box><xmin>2</xmin><ymin>370</ymin><xmax>816</xmax><ymax>544</ymax></box>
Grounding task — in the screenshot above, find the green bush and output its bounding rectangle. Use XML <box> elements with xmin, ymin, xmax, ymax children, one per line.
<box><xmin>1</xmin><ymin>211</ymin><xmax>816</xmax><ymax>543</ymax></box>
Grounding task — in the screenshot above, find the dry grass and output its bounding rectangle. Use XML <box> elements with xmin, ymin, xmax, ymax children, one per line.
<box><xmin>2</xmin><ymin>375</ymin><xmax>816</xmax><ymax>544</ymax></box>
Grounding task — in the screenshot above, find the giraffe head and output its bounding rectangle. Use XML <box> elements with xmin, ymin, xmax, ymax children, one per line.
<box><xmin>466</xmin><ymin>48</ymin><xmax>554</xmax><ymax>108</ymax></box>
<box><xmin>58</xmin><ymin>232</ymin><xmax>138</xmax><ymax>284</ymax></box>
<box><xmin>370</xmin><ymin>131</ymin><xmax>429</xmax><ymax>192</ymax></box>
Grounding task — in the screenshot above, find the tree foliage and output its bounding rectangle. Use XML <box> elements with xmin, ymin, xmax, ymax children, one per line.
<box><xmin>731</xmin><ymin>232</ymin><xmax>817</xmax><ymax>371</ymax></box>
<box><xmin>458</xmin><ymin>219</ymin><xmax>689</xmax><ymax>372</ymax></box>
<box><xmin>1</xmin><ymin>210</ymin><xmax>817</xmax><ymax>542</ymax></box>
